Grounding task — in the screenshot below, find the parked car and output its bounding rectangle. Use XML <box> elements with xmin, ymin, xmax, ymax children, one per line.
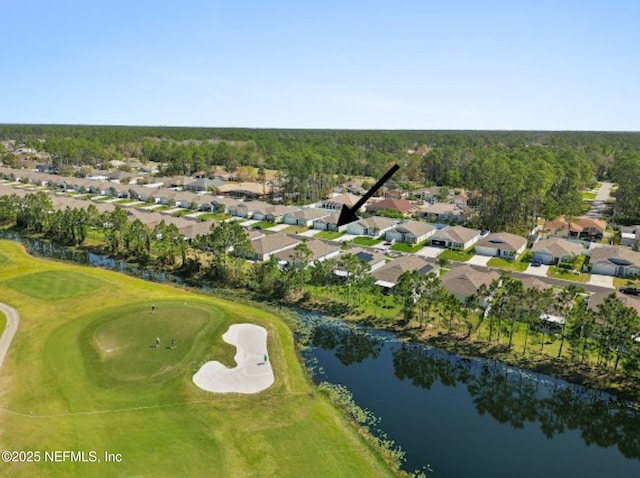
<box><xmin>531</xmin><ymin>259</ymin><xmax>542</xmax><ymax>267</ymax></box>
<box><xmin>619</xmin><ymin>286</ymin><xmax>640</xmax><ymax>296</ymax></box>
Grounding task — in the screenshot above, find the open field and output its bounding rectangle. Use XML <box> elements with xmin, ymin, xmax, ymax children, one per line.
<box><xmin>0</xmin><ymin>240</ymin><xmax>396</xmax><ymax>477</ymax></box>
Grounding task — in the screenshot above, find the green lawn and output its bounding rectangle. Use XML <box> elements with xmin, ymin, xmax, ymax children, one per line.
<box><xmin>197</xmin><ymin>212</ymin><xmax>232</xmax><ymax>222</ymax></box>
<box><xmin>439</xmin><ymin>249</ymin><xmax>474</xmax><ymax>262</ymax></box>
<box><xmin>316</xmin><ymin>230</ymin><xmax>345</xmax><ymax>240</ymax></box>
<box><xmin>0</xmin><ymin>310</ymin><xmax>5</xmax><ymax>336</ymax></box>
<box><xmin>350</xmin><ymin>236</ymin><xmax>382</xmax><ymax>246</ymax></box>
<box><xmin>0</xmin><ymin>240</ymin><xmax>396</xmax><ymax>477</ymax></box>
<box><xmin>613</xmin><ymin>277</ymin><xmax>640</xmax><ymax>289</ymax></box>
<box><xmin>282</xmin><ymin>225</ymin><xmax>310</xmax><ymax>234</ymax></box>
<box><xmin>251</xmin><ymin>220</ymin><xmax>278</xmax><ymax>229</ymax></box>
<box><xmin>113</xmin><ymin>198</ymin><xmax>138</xmax><ymax>205</ymax></box>
<box><xmin>0</xmin><ymin>253</ymin><xmax>7</xmax><ymax>264</ymax></box>
<box><xmin>391</xmin><ymin>241</ymin><xmax>427</xmax><ymax>253</ymax></box>
<box><xmin>547</xmin><ymin>267</ymin><xmax>591</xmax><ymax>283</ymax></box>
<box><xmin>487</xmin><ymin>257</ymin><xmax>529</xmax><ymax>272</ymax></box>
<box><xmin>7</xmin><ymin>270</ymin><xmax>107</xmax><ymax>300</ymax></box>
<box><xmin>582</xmin><ymin>192</ymin><xmax>597</xmax><ymax>201</ymax></box>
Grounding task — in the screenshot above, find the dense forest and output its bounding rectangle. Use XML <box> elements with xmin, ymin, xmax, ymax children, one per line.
<box><xmin>2</xmin><ymin>125</ymin><xmax>640</xmax><ymax>228</ymax></box>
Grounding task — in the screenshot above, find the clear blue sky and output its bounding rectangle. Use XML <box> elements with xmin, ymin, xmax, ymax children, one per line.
<box><xmin>2</xmin><ymin>0</ymin><xmax>639</xmax><ymax>130</ymax></box>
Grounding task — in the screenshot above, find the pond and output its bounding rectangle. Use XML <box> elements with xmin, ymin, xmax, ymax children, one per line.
<box><xmin>300</xmin><ymin>314</ymin><xmax>640</xmax><ymax>477</ymax></box>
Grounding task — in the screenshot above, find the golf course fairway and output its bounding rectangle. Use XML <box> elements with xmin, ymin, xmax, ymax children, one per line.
<box><xmin>0</xmin><ymin>240</ymin><xmax>397</xmax><ymax>477</ymax></box>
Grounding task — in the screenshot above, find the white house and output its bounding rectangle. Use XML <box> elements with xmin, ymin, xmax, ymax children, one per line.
<box><xmin>346</xmin><ymin>216</ymin><xmax>398</xmax><ymax>237</ymax></box>
<box><xmin>531</xmin><ymin>238</ymin><xmax>584</xmax><ymax>265</ymax></box>
<box><xmin>283</xmin><ymin>208</ymin><xmax>331</xmax><ymax>227</ymax></box>
<box><xmin>475</xmin><ymin>232</ymin><xmax>527</xmax><ymax>258</ymax></box>
<box><xmin>590</xmin><ymin>246</ymin><xmax>640</xmax><ymax>277</ymax></box>
<box><xmin>429</xmin><ymin>226</ymin><xmax>481</xmax><ymax>250</ymax></box>
<box><xmin>386</xmin><ymin>221</ymin><xmax>436</xmax><ymax>244</ymax></box>
<box><xmin>312</xmin><ymin>213</ymin><xmax>346</xmax><ymax>232</ymax></box>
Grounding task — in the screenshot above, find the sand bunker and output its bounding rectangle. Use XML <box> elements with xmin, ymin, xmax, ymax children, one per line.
<box><xmin>193</xmin><ymin>323</ymin><xmax>274</xmax><ymax>394</ymax></box>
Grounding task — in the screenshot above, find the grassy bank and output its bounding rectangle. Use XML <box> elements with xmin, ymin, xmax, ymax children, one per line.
<box><xmin>0</xmin><ymin>241</ymin><xmax>399</xmax><ymax>477</ymax></box>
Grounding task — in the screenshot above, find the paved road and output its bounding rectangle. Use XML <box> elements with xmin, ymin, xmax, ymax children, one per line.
<box><xmin>0</xmin><ymin>303</ymin><xmax>20</xmax><ymax>369</ymax></box>
<box><xmin>585</xmin><ymin>181</ymin><xmax>613</xmax><ymax>219</ymax></box>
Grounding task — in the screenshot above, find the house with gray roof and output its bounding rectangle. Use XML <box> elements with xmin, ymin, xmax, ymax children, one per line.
<box><xmin>475</xmin><ymin>232</ymin><xmax>527</xmax><ymax>258</ymax></box>
<box><xmin>385</xmin><ymin>221</ymin><xmax>436</xmax><ymax>244</ymax></box>
<box><xmin>531</xmin><ymin>238</ymin><xmax>584</xmax><ymax>265</ymax></box>
<box><xmin>441</xmin><ymin>264</ymin><xmax>500</xmax><ymax>301</ymax></box>
<box><xmin>312</xmin><ymin>213</ymin><xmax>346</xmax><ymax>232</ymax></box>
<box><xmin>335</xmin><ymin>247</ymin><xmax>386</xmax><ymax>276</ymax></box>
<box><xmin>372</xmin><ymin>255</ymin><xmax>438</xmax><ymax>289</ymax></box>
<box><xmin>185</xmin><ymin>178</ymin><xmax>225</xmax><ymax>192</ymax></box>
<box><xmin>418</xmin><ymin>202</ymin><xmax>466</xmax><ymax>223</ymax></box>
<box><xmin>273</xmin><ymin>239</ymin><xmax>341</xmax><ymax>266</ymax></box>
<box><xmin>283</xmin><ymin>208</ymin><xmax>331</xmax><ymax>227</ymax></box>
<box><xmin>346</xmin><ymin>216</ymin><xmax>398</xmax><ymax>237</ymax></box>
<box><xmin>320</xmin><ymin>193</ymin><xmax>362</xmax><ymax>211</ymax></box>
<box><xmin>247</xmin><ymin>232</ymin><xmax>300</xmax><ymax>261</ymax></box>
<box><xmin>430</xmin><ymin>226</ymin><xmax>481</xmax><ymax>250</ymax></box>
<box><xmin>590</xmin><ymin>246</ymin><xmax>640</xmax><ymax>277</ymax></box>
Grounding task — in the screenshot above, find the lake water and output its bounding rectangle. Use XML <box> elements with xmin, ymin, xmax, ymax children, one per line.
<box><xmin>300</xmin><ymin>314</ymin><xmax>640</xmax><ymax>477</ymax></box>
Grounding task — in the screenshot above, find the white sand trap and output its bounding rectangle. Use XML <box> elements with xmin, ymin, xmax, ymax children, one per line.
<box><xmin>193</xmin><ymin>323</ymin><xmax>274</xmax><ymax>394</ymax></box>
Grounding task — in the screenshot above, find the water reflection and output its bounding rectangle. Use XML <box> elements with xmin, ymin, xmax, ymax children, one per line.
<box><xmin>302</xmin><ymin>318</ymin><xmax>640</xmax><ymax>475</ymax></box>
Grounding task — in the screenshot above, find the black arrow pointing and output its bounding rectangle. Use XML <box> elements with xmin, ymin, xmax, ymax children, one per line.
<box><xmin>336</xmin><ymin>163</ymin><xmax>400</xmax><ymax>228</ymax></box>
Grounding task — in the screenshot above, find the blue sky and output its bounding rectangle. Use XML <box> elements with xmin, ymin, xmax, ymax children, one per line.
<box><xmin>1</xmin><ymin>0</ymin><xmax>639</xmax><ymax>130</ymax></box>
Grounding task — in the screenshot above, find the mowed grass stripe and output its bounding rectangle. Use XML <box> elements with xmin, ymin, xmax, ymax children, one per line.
<box><xmin>6</xmin><ymin>270</ymin><xmax>107</xmax><ymax>300</ymax></box>
<box><xmin>0</xmin><ymin>240</ymin><xmax>397</xmax><ymax>477</ymax></box>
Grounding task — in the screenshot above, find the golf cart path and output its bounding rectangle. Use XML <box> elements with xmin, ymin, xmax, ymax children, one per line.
<box><xmin>0</xmin><ymin>303</ymin><xmax>20</xmax><ymax>369</ymax></box>
<box><xmin>193</xmin><ymin>323</ymin><xmax>274</xmax><ymax>394</ymax></box>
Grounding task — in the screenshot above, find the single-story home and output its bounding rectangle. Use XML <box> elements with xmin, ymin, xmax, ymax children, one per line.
<box><xmin>210</xmin><ymin>196</ymin><xmax>241</xmax><ymax>213</ymax></box>
<box><xmin>247</xmin><ymin>232</ymin><xmax>300</xmax><ymax>261</ymax></box>
<box><xmin>282</xmin><ymin>208</ymin><xmax>331</xmax><ymax>227</ymax></box>
<box><xmin>418</xmin><ymin>202</ymin><xmax>466</xmax><ymax>223</ymax></box>
<box><xmin>273</xmin><ymin>239</ymin><xmax>341</xmax><ymax>266</ymax></box>
<box><xmin>252</xmin><ymin>205</ymin><xmax>298</xmax><ymax>223</ymax></box>
<box><xmin>531</xmin><ymin>238</ymin><xmax>584</xmax><ymax>265</ymax></box>
<box><xmin>218</xmin><ymin>182</ymin><xmax>272</xmax><ymax>199</ymax></box>
<box><xmin>544</xmin><ymin>216</ymin><xmax>607</xmax><ymax>241</ymax></box>
<box><xmin>414</xmin><ymin>186</ymin><xmax>443</xmax><ymax>204</ymax></box>
<box><xmin>385</xmin><ymin>221</ymin><xmax>436</xmax><ymax>244</ymax></box>
<box><xmin>372</xmin><ymin>255</ymin><xmax>438</xmax><ymax>289</ymax></box>
<box><xmin>335</xmin><ymin>247</ymin><xmax>386</xmax><ymax>275</ymax></box>
<box><xmin>441</xmin><ymin>264</ymin><xmax>500</xmax><ymax>301</ymax></box>
<box><xmin>366</xmin><ymin>197</ymin><xmax>417</xmax><ymax>216</ymax></box>
<box><xmin>429</xmin><ymin>226</ymin><xmax>481</xmax><ymax>250</ymax></box>
<box><xmin>184</xmin><ymin>178</ymin><xmax>225</xmax><ymax>192</ymax></box>
<box><xmin>320</xmin><ymin>193</ymin><xmax>362</xmax><ymax>211</ymax></box>
<box><xmin>590</xmin><ymin>246</ymin><xmax>640</xmax><ymax>277</ymax></box>
<box><xmin>475</xmin><ymin>232</ymin><xmax>527</xmax><ymax>258</ymax></box>
<box><xmin>346</xmin><ymin>216</ymin><xmax>398</xmax><ymax>237</ymax></box>
<box><xmin>229</xmin><ymin>200</ymin><xmax>269</xmax><ymax>218</ymax></box>
<box><xmin>620</xmin><ymin>225</ymin><xmax>640</xmax><ymax>247</ymax></box>
<box><xmin>312</xmin><ymin>213</ymin><xmax>346</xmax><ymax>232</ymax></box>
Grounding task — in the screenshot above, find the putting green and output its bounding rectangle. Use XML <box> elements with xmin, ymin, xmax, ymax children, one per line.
<box><xmin>6</xmin><ymin>270</ymin><xmax>106</xmax><ymax>300</ymax></box>
<box><xmin>0</xmin><ymin>240</ymin><xmax>396</xmax><ymax>477</ymax></box>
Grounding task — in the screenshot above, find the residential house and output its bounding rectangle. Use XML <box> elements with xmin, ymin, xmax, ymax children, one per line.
<box><xmin>588</xmin><ymin>290</ymin><xmax>640</xmax><ymax>315</ymax></box>
<box><xmin>282</xmin><ymin>208</ymin><xmax>331</xmax><ymax>227</ymax></box>
<box><xmin>385</xmin><ymin>221</ymin><xmax>436</xmax><ymax>244</ymax></box>
<box><xmin>441</xmin><ymin>264</ymin><xmax>500</xmax><ymax>301</ymax></box>
<box><xmin>185</xmin><ymin>178</ymin><xmax>225</xmax><ymax>192</ymax></box>
<box><xmin>312</xmin><ymin>213</ymin><xmax>346</xmax><ymax>232</ymax></box>
<box><xmin>620</xmin><ymin>225</ymin><xmax>640</xmax><ymax>248</ymax></box>
<box><xmin>531</xmin><ymin>238</ymin><xmax>584</xmax><ymax>265</ymax></box>
<box><xmin>320</xmin><ymin>193</ymin><xmax>362</xmax><ymax>211</ymax></box>
<box><xmin>414</xmin><ymin>186</ymin><xmax>442</xmax><ymax>204</ymax></box>
<box><xmin>247</xmin><ymin>232</ymin><xmax>300</xmax><ymax>261</ymax></box>
<box><xmin>452</xmin><ymin>191</ymin><xmax>469</xmax><ymax>207</ymax></box>
<box><xmin>429</xmin><ymin>226</ymin><xmax>481</xmax><ymax>250</ymax></box>
<box><xmin>418</xmin><ymin>202</ymin><xmax>465</xmax><ymax>223</ymax></box>
<box><xmin>519</xmin><ymin>277</ymin><xmax>552</xmax><ymax>291</ymax></box>
<box><xmin>218</xmin><ymin>181</ymin><xmax>272</xmax><ymax>199</ymax></box>
<box><xmin>475</xmin><ymin>232</ymin><xmax>527</xmax><ymax>258</ymax></box>
<box><xmin>273</xmin><ymin>239</ymin><xmax>341</xmax><ymax>266</ymax></box>
<box><xmin>229</xmin><ymin>200</ymin><xmax>269</xmax><ymax>218</ymax></box>
<box><xmin>372</xmin><ymin>255</ymin><xmax>438</xmax><ymax>289</ymax></box>
<box><xmin>336</xmin><ymin>247</ymin><xmax>386</xmax><ymax>275</ymax></box>
<box><xmin>210</xmin><ymin>196</ymin><xmax>241</xmax><ymax>213</ymax></box>
<box><xmin>346</xmin><ymin>216</ymin><xmax>398</xmax><ymax>237</ymax></box>
<box><xmin>366</xmin><ymin>198</ymin><xmax>416</xmax><ymax>216</ymax></box>
<box><xmin>545</xmin><ymin>216</ymin><xmax>607</xmax><ymax>241</ymax></box>
<box><xmin>252</xmin><ymin>205</ymin><xmax>298</xmax><ymax>223</ymax></box>
<box><xmin>590</xmin><ymin>246</ymin><xmax>640</xmax><ymax>277</ymax></box>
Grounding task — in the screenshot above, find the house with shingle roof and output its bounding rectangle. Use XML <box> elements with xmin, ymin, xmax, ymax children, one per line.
<box><xmin>418</xmin><ymin>202</ymin><xmax>466</xmax><ymax>223</ymax></box>
<box><xmin>252</xmin><ymin>204</ymin><xmax>298</xmax><ymax>223</ymax></box>
<box><xmin>346</xmin><ymin>216</ymin><xmax>399</xmax><ymax>237</ymax></box>
<box><xmin>228</xmin><ymin>200</ymin><xmax>269</xmax><ymax>218</ymax></box>
<box><xmin>385</xmin><ymin>221</ymin><xmax>436</xmax><ymax>244</ymax></box>
<box><xmin>283</xmin><ymin>208</ymin><xmax>331</xmax><ymax>227</ymax></box>
<box><xmin>246</xmin><ymin>232</ymin><xmax>300</xmax><ymax>261</ymax></box>
<box><xmin>544</xmin><ymin>216</ymin><xmax>607</xmax><ymax>241</ymax></box>
<box><xmin>475</xmin><ymin>232</ymin><xmax>527</xmax><ymax>258</ymax></box>
<box><xmin>430</xmin><ymin>226</ymin><xmax>481</xmax><ymax>250</ymax></box>
<box><xmin>367</xmin><ymin>198</ymin><xmax>416</xmax><ymax>216</ymax></box>
<box><xmin>531</xmin><ymin>238</ymin><xmax>584</xmax><ymax>265</ymax></box>
<box><xmin>372</xmin><ymin>255</ymin><xmax>438</xmax><ymax>289</ymax></box>
<box><xmin>217</xmin><ymin>181</ymin><xmax>272</xmax><ymax>199</ymax></box>
<box><xmin>335</xmin><ymin>247</ymin><xmax>386</xmax><ymax>276</ymax></box>
<box><xmin>590</xmin><ymin>246</ymin><xmax>640</xmax><ymax>277</ymax></box>
<box><xmin>312</xmin><ymin>213</ymin><xmax>346</xmax><ymax>232</ymax></box>
<box><xmin>320</xmin><ymin>193</ymin><xmax>362</xmax><ymax>211</ymax></box>
<box><xmin>273</xmin><ymin>239</ymin><xmax>341</xmax><ymax>266</ymax></box>
<box><xmin>185</xmin><ymin>178</ymin><xmax>225</xmax><ymax>192</ymax></box>
<box><xmin>441</xmin><ymin>264</ymin><xmax>500</xmax><ymax>301</ymax></box>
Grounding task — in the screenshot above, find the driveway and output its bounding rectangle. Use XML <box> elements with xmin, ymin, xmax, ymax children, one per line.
<box><xmin>416</xmin><ymin>246</ymin><xmax>444</xmax><ymax>258</ymax></box>
<box><xmin>523</xmin><ymin>264</ymin><xmax>550</xmax><ymax>277</ymax></box>
<box><xmin>298</xmin><ymin>229</ymin><xmax>321</xmax><ymax>237</ymax></box>
<box><xmin>588</xmin><ymin>274</ymin><xmax>615</xmax><ymax>289</ymax></box>
<box><xmin>467</xmin><ymin>255</ymin><xmax>491</xmax><ymax>266</ymax></box>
